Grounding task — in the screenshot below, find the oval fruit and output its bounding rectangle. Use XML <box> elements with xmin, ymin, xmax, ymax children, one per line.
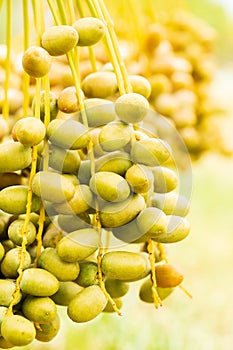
<box><xmin>32</xmin><ymin>171</ymin><xmax>75</xmax><ymax>203</ymax></box>
<box><xmin>51</xmin><ymin>281</ymin><xmax>83</xmax><ymax>306</ymax></box>
<box><xmin>125</xmin><ymin>164</ymin><xmax>154</xmax><ymax>193</ymax></box>
<box><xmin>37</xmin><ymin>248</ymin><xmax>80</xmax><ymax>281</ymax></box>
<box><xmin>105</xmin><ymin>279</ymin><xmax>129</xmax><ymax>298</ymax></box>
<box><xmin>73</xmin><ymin>17</ymin><xmax>105</xmax><ymax>46</ymax></box>
<box><xmin>75</xmin><ymin>261</ymin><xmax>98</xmax><ymax>287</ymax></box>
<box><xmin>0</xmin><ymin>141</ymin><xmax>31</xmax><ymax>173</ymax></box>
<box><xmin>89</xmin><ymin>171</ymin><xmax>130</xmax><ymax>202</ymax></box>
<box><xmin>115</xmin><ymin>92</ymin><xmax>149</xmax><ymax>123</ymax></box>
<box><xmin>46</xmin><ymin>118</ymin><xmax>90</xmax><ymax>150</ymax></box>
<box><xmin>101</xmin><ymin>251</ymin><xmax>150</xmax><ymax>281</ymax></box>
<box><xmin>22</xmin><ymin>46</ymin><xmax>51</xmax><ymax>78</ymax></box>
<box><xmin>152</xmin><ymin>166</ymin><xmax>178</xmax><ymax>193</ymax></box>
<box><xmin>12</xmin><ymin>117</ymin><xmax>46</xmax><ymax>146</ymax></box>
<box><xmin>57</xmin><ymin>228</ymin><xmax>100</xmax><ymax>262</ymax></box>
<box><xmin>139</xmin><ymin>278</ymin><xmax>174</xmax><ymax>303</ymax></box>
<box><xmin>42</xmin><ymin>25</ymin><xmax>78</xmax><ymax>56</ymax></box>
<box><xmin>20</xmin><ymin>268</ymin><xmax>59</xmax><ymax>296</ymax></box>
<box><xmin>130</xmin><ymin>138</ymin><xmax>171</xmax><ymax>166</ymax></box>
<box><xmin>82</xmin><ymin>72</ymin><xmax>118</xmax><ymax>98</ymax></box>
<box><xmin>22</xmin><ymin>296</ymin><xmax>57</xmax><ymax>324</ymax></box>
<box><xmin>155</xmin><ymin>263</ymin><xmax>184</xmax><ymax>288</ymax></box>
<box><xmin>35</xmin><ymin>314</ymin><xmax>60</xmax><ymax>342</ymax></box>
<box><xmin>99</xmin><ymin>121</ymin><xmax>133</xmax><ymax>152</ymax></box>
<box><xmin>154</xmin><ymin>215</ymin><xmax>190</xmax><ymax>243</ymax></box>
<box><xmin>0</xmin><ymin>186</ymin><xmax>41</xmax><ymax>215</ymax></box>
<box><xmin>67</xmin><ymin>285</ymin><xmax>107</xmax><ymax>323</ymax></box>
<box><xmin>1</xmin><ymin>247</ymin><xmax>31</xmax><ymax>278</ymax></box>
<box><xmin>82</xmin><ymin>98</ymin><xmax>116</xmax><ymax>127</ymax></box>
<box><xmin>100</xmin><ymin>194</ymin><xmax>145</xmax><ymax>228</ymax></box>
<box><xmin>1</xmin><ymin>315</ymin><xmax>36</xmax><ymax>347</ymax></box>
<box><xmin>8</xmin><ymin>219</ymin><xmax>36</xmax><ymax>246</ymax></box>
<box><xmin>49</xmin><ymin>146</ymin><xmax>81</xmax><ymax>174</ymax></box>
<box><xmin>136</xmin><ymin>207</ymin><xmax>167</xmax><ymax>237</ymax></box>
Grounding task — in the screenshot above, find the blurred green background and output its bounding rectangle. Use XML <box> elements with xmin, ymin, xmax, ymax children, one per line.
<box><xmin>1</xmin><ymin>0</ymin><xmax>233</xmax><ymax>349</ymax></box>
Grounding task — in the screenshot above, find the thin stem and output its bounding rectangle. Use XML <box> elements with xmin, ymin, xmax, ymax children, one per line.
<box><xmin>97</xmin><ymin>246</ymin><xmax>122</xmax><ymax>316</ymax></box>
<box><xmin>3</xmin><ymin>0</ymin><xmax>11</xmax><ymax>120</ymax></box>
<box><xmin>22</xmin><ymin>0</ymin><xmax>30</xmax><ymax>117</ymax></box>
<box><xmin>46</xmin><ymin>0</ymin><xmax>60</xmax><ymax>25</ymax></box>
<box><xmin>98</xmin><ymin>0</ymin><xmax>131</xmax><ymax>93</ymax></box>
<box><xmin>56</xmin><ymin>0</ymin><xmax>68</xmax><ymax>24</ymax></box>
<box><xmin>147</xmin><ymin>238</ymin><xmax>162</xmax><ymax>308</ymax></box>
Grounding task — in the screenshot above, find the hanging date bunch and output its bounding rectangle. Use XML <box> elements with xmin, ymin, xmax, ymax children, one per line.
<box><xmin>0</xmin><ymin>0</ymin><xmax>191</xmax><ymax>348</ymax></box>
<box><xmin>104</xmin><ymin>0</ymin><xmax>230</xmax><ymax>159</ymax></box>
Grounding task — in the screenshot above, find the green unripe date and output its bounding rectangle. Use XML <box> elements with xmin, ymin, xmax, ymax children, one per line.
<box><xmin>139</xmin><ymin>278</ymin><xmax>174</xmax><ymax>303</ymax></box>
<box><xmin>51</xmin><ymin>281</ymin><xmax>83</xmax><ymax>306</ymax></box>
<box><xmin>82</xmin><ymin>98</ymin><xmax>116</xmax><ymax>127</ymax></box>
<box><xmin>1</xmin><ymin>247</ymin><xmax>31</xmax><ymax>278</ymax></box>
<box><xmin>128</xmin><ymin>75</ymin><xmax>152</xmax><ymax>99</ymax></box>
<box><xmin>42</xmin><ymin>25</ymin><xmax>78</xmax><ymax>56</ymax></box>
<box><xmin>22</xmin><ymin>46</ymin><xmax>51</xmax><ymax>78</ymax></box>
<box><xmin>32</xmin><ymin>171</ymin><xmax>75</xmax><ymax>203</ymax></box>
<box><xmin>73</xmin><ymin>17</ymin><xmax>105</xmax><ymax>46</ymax></box>
<box><xmin>105</xmin><ymin>279</ymin><xmax>129</xmax><ymax>298</ymax></box>
<box><xmin>49</xmin><ymin>146</ymin><xmax>81</xmax><ymax>174</ymax></box>
<box><xmin>130</xmin><ymin>138</ymin><xmax>171</xmax><ymax>166</ymax></box>
<box><xmin>47</xmin><ymin>119</ymin><xmax>90</xmax><ymax>150</ymax></box>
<box><xmin>35</xmin><ymin>314</ymin><xmax>60</xmax><ymax>342</ymax></box>
<box><xmin>75</xmin><ymin>261</ymin><xmax>99</xmax><ymax>287</ymax></box>
<box><xmin>22</xmin><ymin>296</ymin><xmax>57</xmax><ymax>324</ymax></box>
<box><xmin>100</xmin><ymin>194</ymin><xmax>145</xmax><ymax>228</ymax></box>
<box><xmin>38</xmin><ymin>248</ymin><xmax>80</xmax><ymax>281</ymax></box>
<box><xmin>115</xmin><ymin>93</ymin><xmax>149</xmax><ymax>123</ymax></box>
<box><xmin>151</xmin><ymin>192</ymin><xmax>190</xmax><ymax>216</ymax></box>
<box><xmin>0</xmin><ymin>141</ymin><xmax>31</xmax><ymax>173</ymax></box>
<box><xmin>0</xmin><ymin>243</ymin><xmax>4</xmax><ymax>261</ymax></box>
<box><xmin>57</xmin><ymin>228</ymin><xmax>100</xmax><ymax>262</ymax></box>
<box><xmin>89</xmin><ymin>171</ymin><xmax>130</xmax><ymax>202</ymax></box>
<box><xmin>125</xmin><ymin>164</ymin><xmax>154</xmax><ymax>193</ymax></box>
<box><xmin>154</xmin><ymin>215</ymin><xmax>190</xmax><ymax>243</ymax></box>
<box><xmin>8</xmin><ymin>219</ymin><xmax>36</xmax><ymax>246</ymax></box>
<box><xmin>136</xmin><ymin>207</ymin><xmax>167</xmax><ymax>238</ymax></box>
<box><xmin>152</xmin><ymin>166</ymin><xmax>178</xmax><ymax>193</ymax></box>
<box><xmin>0</xmin><ymin>186</ymin><xmax>41</xmax><ymax>215</ymax></box>
<box><xmin>1</xmin><ymin>315</ymin><xmax>36</xmax><ymax>347</ymax></box>
<box><xmin>101</xmin><ymin>251</ymin><xmax>150</xmax><ymax>281</ymax></box>
<box><xmin>67</xmin><ymin>285</ymin><xmax>107</xmax><ymax>323</ymax></box>
<box><xmin>82</xmin><ymin>72</ymin><xmax>118</xmax><ymax>98</ymax></box>
<box><xmin>99</xmin><ymin>121</ymin><xmax>133</xmax><ymax>152</ymax></box>
<box><xmin>12</xmin><ymin>117</ymin><xmax>46</xmax><ymax>146</ymax></box>
<box><xmin>20</xmin><ymin>268</ymin><xmax>59</xmax><ymax>296</ymax></box>
<box><xmin>32</xmin><ymin>90</ymin><xmax>58</xmax><ymax>122</ymax></box>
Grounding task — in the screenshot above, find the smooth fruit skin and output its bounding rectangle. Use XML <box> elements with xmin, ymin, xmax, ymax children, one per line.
<box><xmin>99</xmin><ymin>194</ymin><xmax>145</xmax><ymax>228</ymax></box>
<box><xmin>42</xmin><ymin>25</ymin><xmax>78</xmax><ymax>56</ymax></box>
<box><xmin>89</xmin><ymin>171</ymin><xmax>130</xmax><ymax>202</ymax></box>
<box><xmin>82</xmin><ymin>72</ymin><xmax>118</xmax><ymax>98</ymax></box>
<box><xmin>101</xmin><ymin>251</ymin><xmax>150</xmax><ymax>281</ymax></box>
<box><xmin>22</xmin><ymin>46</ymin><xmax>51</xmax><ymax>78</ymax></box>
<box><xmin>73</xmin><ymin>17</ymin><xmax>105</xmax><ymax>46</ymax></box>
<box><xmin>31</xmin><ymin>171</ymin><xmax>75</xmax><ymax>203</ymax></box>
<box><xmin>37</xmin><ymin>248</ymin><xmax>80</xmax><ymax>281</ymax></box>
<box><xmin>0</xmin><ymin>141</ymin><xmax>31</xmax><ymax>173</ymax></box>
<box><xmin>115</xmin><ymin>92</ymin><xmax>149</xmax><ymax>123</ymax></box>
<box><xmin>105</xmin><ymin>279</ymin><xmax>129</xmax><ymax>298</ymax></box>
<box><xmin>155</xmin><ymin>263</ymin><xmax>184</xmax><ymax>288</ymax></box>
<box><xmin>8</xmin><ymin>219</ymin><xmax>36</xmax><ymax>246</ymax></box>
<box><xmin>1</xmin><ymin>247</ymin><xmax>31</xmax><ymax>278</ymax></box>
<box><xmin>0</xmin><ymin>186</ymin><xmax>41</xmax><ymax>215</ymax></box>
<box><xmin>22</xmin><ymin>296</ymin><xmax>57</xmax><ymax>324</ymax></box>
<box><xmin>56</xmin><ymin>228</ymin><xmax>100</xmax><ymax>263</ymax></box>
<box><xmin>51</xmin><ymin>281</ymin><xmax>83</xmax><ymax>306</ymax></box>
<box><xmin>154</xmin><ymin>215</ymin><xmax>190</xmax><ymax>243</ymax></box>
<box><xmin>20</xmin><ymin>268</ymin><xmax>59</xmax><ymax>296</ymax></box>
<box><xmin>136</xmin><ymin>207</ymin><xmax>167</xmax><ymax>238</ymax></box>
<box><xmin>1</xmin><ymin>315</ymin><xmax>36</xmax><ymax>346</ymax></box>
<box><xmin>67</xmin><ymin>285</ymin><xmax>107</xmax><ymax>323</ymax></box>
<box><xmin>13</xmin><ymin>117</ymin><xmax>46</xmax><ymax>146</ymax></box>
<box><xmin>139</xmin><ymin>278</ymin><xmax>174</xmax><ymax>303</ymax></box>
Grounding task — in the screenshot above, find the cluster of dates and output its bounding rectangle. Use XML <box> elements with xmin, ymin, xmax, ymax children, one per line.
<box><xmin>0</xmin><ymin>14</ymin><xmax>191</xmax><ymax>349</ymax></box>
